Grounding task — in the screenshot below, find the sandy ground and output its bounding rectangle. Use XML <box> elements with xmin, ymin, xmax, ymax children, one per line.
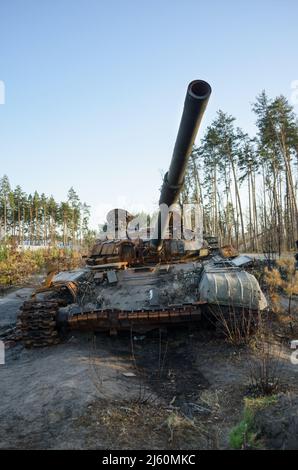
<box><xmin>0</xmin><ymin>285</ymin><xmax>298</xmax><ymax>450</ymax></box>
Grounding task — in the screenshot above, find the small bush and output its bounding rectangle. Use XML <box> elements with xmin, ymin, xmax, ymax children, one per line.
<box><xmin>229</xmin><ymin>396</ymin><xmax>277</xmax><ymax>449</ymax></box>
<box><xmin>210</xmin><ymin>305</ymin><xmax>258</xmax><ymax>345</ymax></box>
<box><xmin>264</xmin><ymin>259</ymin><xmax>298</xmax><ymax>315</ymax></box>
<box><xmin>229</xmin><ymin>407</ymin><xmax>255</xmax><ymax>449</ymax></box>
<box><xmin>248</xmin><ymin>326</ymin><xmax>282</xmax><ymax>397</ymax></box>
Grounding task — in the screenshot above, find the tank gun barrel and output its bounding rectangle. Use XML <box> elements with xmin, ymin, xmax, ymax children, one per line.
<box><xmin>151</xmin><ymin>80</ymin><xmax>212</xmax><ymax>250</ymax></box>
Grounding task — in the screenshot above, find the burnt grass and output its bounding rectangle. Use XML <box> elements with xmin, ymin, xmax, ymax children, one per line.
<box><xmin>132</xmin><ymin>329</ymin><xmax>210</xmax><ymax>406</ymax></box>
<box><xmin>1</xmin><ymin>310</ymin><xmax>298</xmax><ymax>449</ymax></box>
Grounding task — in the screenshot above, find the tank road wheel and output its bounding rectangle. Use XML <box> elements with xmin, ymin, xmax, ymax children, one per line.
<box><xmin>19</xmin><ymin>300</ymin><xmax>60</xmax><ymax>348</ymax></box>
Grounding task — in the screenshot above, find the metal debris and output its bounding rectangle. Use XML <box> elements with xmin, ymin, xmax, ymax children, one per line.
<box><xmin>230</xmin><ymin>255</ymin><xmax>254</xmax><ymax>267</ymax></box>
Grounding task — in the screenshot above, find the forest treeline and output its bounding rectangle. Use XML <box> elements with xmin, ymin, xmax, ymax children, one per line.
<box><xmin>1</xmin><ymin>90</ymin><xmax>297</xmax><ymax>253</ymax></box>
<box><xmin>0</xmin><ymin>180</ymin><xmax>95</xmax><ymax>247</ymax></box>
<box><xmin>181</xmin><ymin>90</ymin><xmax>298</xmax><ymax>253</ymax></box>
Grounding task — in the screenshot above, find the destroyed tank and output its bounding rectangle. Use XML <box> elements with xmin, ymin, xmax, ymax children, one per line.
<box><xmin>19</xmin><ymin>80</ymin><xmax>268</xmax><ymax>347</ymax></box>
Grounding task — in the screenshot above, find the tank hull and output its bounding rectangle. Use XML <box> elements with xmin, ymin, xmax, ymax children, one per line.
<box><xmin>18</xmin><ymin>259</ymin><xmax>267</xmax><ymax>346</ymax></box>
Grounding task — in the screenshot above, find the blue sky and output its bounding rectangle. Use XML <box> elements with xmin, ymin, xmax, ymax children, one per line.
<box><xmin>0</xmin><ymin>0</ymin><xmax>297</xmax><ymax>226</ymax></box>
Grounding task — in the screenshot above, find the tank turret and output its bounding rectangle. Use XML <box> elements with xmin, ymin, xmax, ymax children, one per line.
<box><xmin>151</xmin><ymin>80</ymin><xmax>211</xmax><ymax>251</ymax></box>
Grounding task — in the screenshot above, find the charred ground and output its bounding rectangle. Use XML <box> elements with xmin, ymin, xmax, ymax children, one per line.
<box><xmin>0</xmin><ymin>280</ymin><xmax>298</xmax><ymax>450</ymax></box>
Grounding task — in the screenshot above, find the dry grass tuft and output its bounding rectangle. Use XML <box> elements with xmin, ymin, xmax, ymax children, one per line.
<box><xmin>0</xmin><ymin>245</ymin><xmax>83</xmax><ymax>288</ymax></box>
<box><xmin>264</xmin><ymin>259</ymin><xmax>298</xmax><ymax>316</ymax></box>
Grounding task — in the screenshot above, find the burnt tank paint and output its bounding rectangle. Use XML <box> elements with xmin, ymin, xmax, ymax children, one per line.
<box><xmin>18</xmin><ymin>80</ymin><xmax>269</xmax><ymax>346</ymax></box>
<box><xmin>199</xmin><ymin>264</ymin><xmax>268</xmax><ymax>310</ymax></box>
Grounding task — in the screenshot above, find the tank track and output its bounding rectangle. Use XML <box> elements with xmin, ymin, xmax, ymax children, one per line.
<box><xmin>0</xmin><ymin>325</ymin><xmax>22</xmax><ymax>348</ymax></box>
<box><xmin>19</xmin><ymin>300</ymin><xmax>60</xmax><ymax>348</ymax></box>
